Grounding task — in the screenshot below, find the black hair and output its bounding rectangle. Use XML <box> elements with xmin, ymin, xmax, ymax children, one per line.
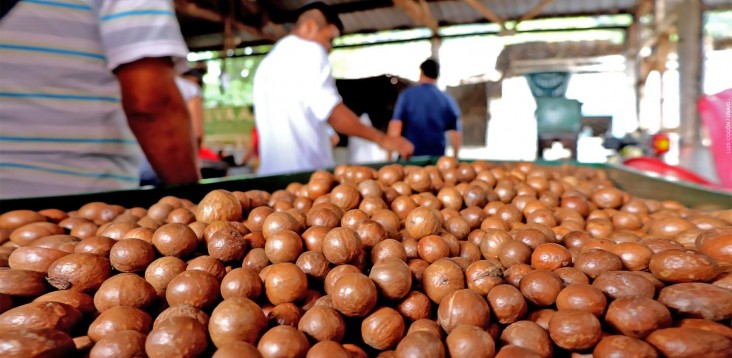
<box><xmin>296</xmin><ymin>1</ymin><xmax>344</xmax><ymax>33</ymax></box>
<box><xmin>182</xmin><ymin>69</ymin><xmax>205</xmax><ymax>87</ymax></box>
<box><xmin>420</xmin><ymin>58</ymin><xmax>440</xmax><ymax>79</ymax></box>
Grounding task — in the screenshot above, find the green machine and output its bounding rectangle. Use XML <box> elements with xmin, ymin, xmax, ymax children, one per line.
<box><xmin>526</xmin><ymin>72</ymin><xmax>582</xmax><ymax>159</ymax></box>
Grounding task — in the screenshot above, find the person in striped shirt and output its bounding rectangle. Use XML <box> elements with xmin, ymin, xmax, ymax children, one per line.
<box><xmin>0</xmin><ymin>0</ymin><xmax>200</xmax><ymax>198</ymax></box>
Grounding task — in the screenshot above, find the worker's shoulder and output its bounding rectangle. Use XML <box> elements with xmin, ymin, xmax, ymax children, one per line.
<box><xmin>401</xmin><ymin>84</ymin><xmax>450</xmax><ymax>100</ymax></box>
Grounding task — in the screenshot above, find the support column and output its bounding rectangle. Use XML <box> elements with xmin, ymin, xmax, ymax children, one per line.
<box><xmin>430</xmin><ymin>35</ymin><xmax>441</xmax><ymax>60</ymax></box>
<box><xmin>677</xmin><ymin>0</ymin><xmax>704</xmax><ymax>147</ymax></box>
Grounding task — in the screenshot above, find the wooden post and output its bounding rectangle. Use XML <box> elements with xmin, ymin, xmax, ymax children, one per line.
<box><xmin>430</xmin><ymin>35</ymin><xmax>441</xmax><ymax>60</ymax></box>
<box><xmin>677</xmin><ymin>0</ymin><xmax>703</xmax><ymax>146</ymax></box>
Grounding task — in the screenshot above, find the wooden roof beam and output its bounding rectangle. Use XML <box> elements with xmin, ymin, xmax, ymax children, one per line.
<box><xmin>518</xmin><ymin>0</ymin><xmax>555</xmax><ymax>24</ymax></box>
<box><xmin>174</xmin><ymin>1</ymin><xmax>284</xmax><ymax>42</ymax></box>
<box><xmin>463</xmin><ymin>0</ymin><xmax>508</xmax><ymax>33</ymax></box>
<box><xmin>392</xmin><ymin>0</ymin><xmax>439</xmax><ymax>34</ymax></box>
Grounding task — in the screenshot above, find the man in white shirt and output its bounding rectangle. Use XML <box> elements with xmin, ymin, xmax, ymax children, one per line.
<box><xmin>253</xmin><ymin>1</ymin><xmax>413</xmax><ymax>175</ymax></box>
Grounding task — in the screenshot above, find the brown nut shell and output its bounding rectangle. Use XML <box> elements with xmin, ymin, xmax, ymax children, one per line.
<box><xmin>220</xmin><ymin>267</ymin><xmax>262</xmax><ymax>300</ymax></box>
<box><xmin>405</xmin><ymin>207</ymin><xmax>441</xmax><ymax>239</ymax></box>
<box><xmin>678</xmin><ymin>318</ymin><xmax>732</xmax><ymax>339</ymax></box>
<box><xmin>264</xmin><ymin>262</ymin><xmax>308</xmax><ymax>305</ymax></box>
<box><xmin>0</xmin><ymin>328</ymin><xmax>75</xmax><ymax>357</ymax></box>
<box><xmin>154</xmin><ymin>304</ymin><xmax>209</xmax><ymax>328</ymax></box>
<box><xmin>47</xmin><ymin>253</ymin><xmax>111</xmax><ymax>292</ymax></box>
<box><xmin>395</xmin><ymin>331</ymin><xmax>446</xmax><ymax>358</ymax></box>
<box><xmin>592</xmin><ymin>271</ymin><xmax>656</xmax><ymax>300</ymax></box>
<box><xmin>212</xmin><ymin>341</ymin><xmax>262</xmax><ymax>358</ymax></box>
<box><xmin>361</xmin><ymin>307</ymin><xmax>405</xmax><ymax>350</ymax></box>
<box><xmin>465</xmin><ymin>259</ymin><xmax>504</xmax><ymax>296</ymax></box>
<box><xmin>646</xmin><ymin>327</ymin><xmax>732</xmax><ymax>358</ymax></box>
<box><xmin>0</xmin><ymin>269</ymin><xmax>48</xmax><ymax>297</ymax></box>
<box><xmin>145</xmin><ymin>316</ymin><xmax>208</xmax><ymax>358</ymax></box>
<box><xmin>187</xmin><ymin>255</ymin><xmax>226</xmax><ymax>281</ymax></box>
<box><xmin>487</xmin><ymin>284</ymin><xmax>528</xmax><ymax>324</ymax></box>
<box><xmin>437</xmin><ymin>289</ymin><xmax>491</xmax><ymax>333</ymax></box>
<box><xmin>298</xmin><ymin>305</ymin><xmax>346</xmax><ymax>342</ymax></box>
<box><xmin>695</xmin><ymin>227</ymin><xmax>732</xmax><ymax>266</ymax></box>
<box><xmin>267</xmin><ymin>302</ymin><xmax>303</xmax><ymax>328</ymax></box>
<box><xmin>165</xmin><ymin>270</ymin><xmax>220</xmax><ymax>309</ymax></box>
<box><xmin>144</xmin><ymin>256</ymin><xmax>187</xmax><ymax>296</ymax></box>
<box><xmin>89</xmin><ymin>330</ymin><xmax>147</xmax><ymax>358</ymax></box>
<box><xmin>322</xmin><ymin>227</ymin><xmax>362</xmax><ymax>265</ymax></box>
<box><xmin>574</xmin><ymin>248</ymin><xmax>622</xmax><ymax>279</ymax></box>
<box><xmin>547</xmin><ymin>309</ymin><xmax>602</xmax><ymax>351</ymax></box>
<box><xmin>257</xmin><ymin>325</ymin><xmax>310</xmax><ymax>358</ymax></box>
<box><xmin>265</xmin><ymin>229</ymin><xmax>303</xmax><ymax>264</ymax></box>
<box><xmin>74</xmin><ymin>236</ymin><xmax>116</xmax><ymax>256</ymax></box>
<box><xmin>8</xmin><ymin>246</ymin><xmax>68</xmax><ymax>273</ymax></box>
<box><xmin>649</xmin><ymin>249</ymin><xmax>720</xmax><ymax>283</ymax></box>
<box><xmin>331</xmin><ymin>273</ymin><xmax>377</xmax><ymax>317</ymax></box>
<box><xmin>422</xmin><ymin>258</ymin><xmax>465</xmax><ymax>304</ymax></box>
<box><xmin>195</xmin><ymin>189</ymin><xmax>243</xmax><ymax>223</ymax></box>
<box><xmin>500</xmin><ymin>320</ymin><xmax>553</xmax><ymax>358</ymax></box>
<box><xmin>33</xmin><ymin>290</ymin><xmax>95</xmax><ymax>314</ymax></box>
<box><xmin>152</xmin><ymin>223</ymin><xmax>198</xmax><ymax>258</ymax></box>
<box><xmin>88</xmin><ymin>306</ymin><xmax>152</xmax><ymax>342</ymax></box>
<box><xmin>207</xmin><ymin>227</ymin><xmax>247</xmax><ymax>263</ymax></box>
<box><xmin>306</xmin><ymin>340</ymin><xmax>350</xmax><ymax>358</ymax></box>
<box><xmin>10</xmin><ymin>222</ymin><xmax>64</xmax><ymax>246</ymax></box>
<box><xmin>445</xmin><ymin>325</ymin><xmax>496</xmax><ymax>358</ymax></box>
<box><xmin>94</xmin><ymin>273</ymin><xmax>157</xmax><ymax>312</ymax></box>
<box><xmin>530</xmin><ymin>243</ymin><xmax>572</xmax><ymax>271</ymax></box>
<box><xmin>369</xmin><ymin>258</ymin><xmax>412</xmax><ymax>300</ymax></box>
<box><xmin>657</xmin><ymin>282</ymin><xmax>732</xmax><ymax>321</ymax></box>
<box><xmin>0</xmin><ymin>210</ymin><xmax>47</xmax><ymax>230</ymax></box>
<box><xmin>495</xmin><ymin>345</ymin><xmax>543</xmax><ymax>358</ymax></box>
<box><xmin>605</xmin><ymin>296</ymin><xmax>671</xmax><ymax>338</ymax></box>
<box><xmin>593</xmin><ymin>335</ymin><xmax>658</xmax><ymax>358</ymax></box>
<box><xmin>0</xmin><ymin>301</ymin><xmax>82</xmax><ymax>333</ymax></box>
<box><xmin>109</xmin><ymin>239</ymin><xmax>155</xmax><ymax>273</ymax></box>
<box><xmin>555</xmin><ymin>283</ymin><xmax>607</xmax><ymax>317</ymax></box>
<box><xmin>396</xmin><ymin>291</ymin><xmax>432</xmax><ymax>322</ymax></box>
<box><xmin>209</xmin><ymin>296</ymin><xmax>266</xmax><ymax>347</ymax></box>
<box><xmin>610</xmin><ymin>242</ymin><xmax>654</xmax><ymax>271</ymax></box>
<box><xmin>519</xmin><ymin>269</ymin><xmax>563</xmax><ymax>307</ymax></box>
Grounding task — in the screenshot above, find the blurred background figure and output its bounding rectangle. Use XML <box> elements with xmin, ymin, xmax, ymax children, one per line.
<box><xmin>388</xmin><ymin>58</ymin><xmax>461</xmax><ymax>159</ymax></box>
<box><xmin>252</xmin><ymin>1</ymin><xmax>413</xmax><ymax>175</ymax></box>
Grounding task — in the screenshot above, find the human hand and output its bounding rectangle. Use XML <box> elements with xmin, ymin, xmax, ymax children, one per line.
<box><xmin>380</xmin><ymin>135</ymin><xmax>414</xmax><ymax>160</ymax></box>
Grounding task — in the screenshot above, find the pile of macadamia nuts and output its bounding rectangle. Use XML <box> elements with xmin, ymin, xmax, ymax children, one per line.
<box><xmin>1</xmin><ymin>157</ymin><xmax>731</xmax><ymax>358</ymax></box>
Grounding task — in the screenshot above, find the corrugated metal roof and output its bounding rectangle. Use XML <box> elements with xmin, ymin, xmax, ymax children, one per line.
<box><xmin>179</xmin><ymin>0</ymin><xmax>732</xmax><ymax>50</ymax></box>
<box><xmin>323</xmin><ymin>0</ymin><xmax>642</xmax><ymax>34</ymax></box>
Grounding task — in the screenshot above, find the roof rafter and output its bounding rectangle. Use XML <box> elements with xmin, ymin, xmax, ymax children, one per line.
<box><xmin>174</xmin><ymin>0</ymin><xmax>285</xmax><ymax>43</ymax></box>
<box><xmin>392</xmin><ymin>0</ymin><xmax>439</xmax><ymax>34</ymax></box>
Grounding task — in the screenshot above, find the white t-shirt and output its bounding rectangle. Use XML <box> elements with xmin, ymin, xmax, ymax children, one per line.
<box><xmin>253</xmin><ymin>35</ymin><xmax>342</xmax><ymax>175</ymax></box>
<box><xmin>175</xmin><ymin>77</ymin><xmax>202</xmax><ymax>102</ymax></box>
<box><xmin>0</xmin><ymin>0</ymin><xmax>189</xmax><ymax>198</ymax></box>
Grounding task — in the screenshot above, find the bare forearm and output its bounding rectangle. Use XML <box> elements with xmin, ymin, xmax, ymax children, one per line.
<box><xmin>116</xmin><ymin>57</ymin><xmax>200</xmax><ymax>185</ymax></box>
<box><xmin>188</xmin><ymin>97</ymin><xmax>204</xmax><ymax>150</ymax></box>
<box><xmin>328</xmin><ymin>103</ymin><xmax>414</xmax><ymax>160</ymax></box>
<box><xmin>448</xmin><ymin>130</ymin><xmax>461</xmax><ymax>157</ymax></box>
<box><xmin>386</xmin><ymin>120</ymin><xmax>403</xmax><ymax>161</ymax></box>
<box><xmin>387</xmin><ymin>120</ymin><xmax>402</xmax><ymax>137</ymax></box>
<box><xmin>126</xmin><ymin>98</ymin><xmax>200</xmax><ymax>184</ymax></box>
<box><xmin>328</xmin><ymin>103</ymin><xmax>385</xmax><ymax>144</ymax></box>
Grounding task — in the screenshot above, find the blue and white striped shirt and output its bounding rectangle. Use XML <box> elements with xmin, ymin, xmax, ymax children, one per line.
<box><xmin>0</xmin><ymin>0</ymin><xmax>189</xmax><ymax>198</ymax></box>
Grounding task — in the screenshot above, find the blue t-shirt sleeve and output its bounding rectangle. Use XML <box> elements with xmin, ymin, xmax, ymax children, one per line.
<box><xmin>392</xmin><ymin>92</ymin><xmax>407</xmax><ymax>121</ymax></box>
<box><xmin>445</xmin><ymin>95</ymin><xmax>461</xmax><ymax>131</ymax></box>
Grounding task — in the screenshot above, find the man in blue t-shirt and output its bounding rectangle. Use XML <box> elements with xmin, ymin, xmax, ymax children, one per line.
<box><xmin>387</xmin><ymin>58</ymin><xmax>462</xmax><ymax>158</ymax></box>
